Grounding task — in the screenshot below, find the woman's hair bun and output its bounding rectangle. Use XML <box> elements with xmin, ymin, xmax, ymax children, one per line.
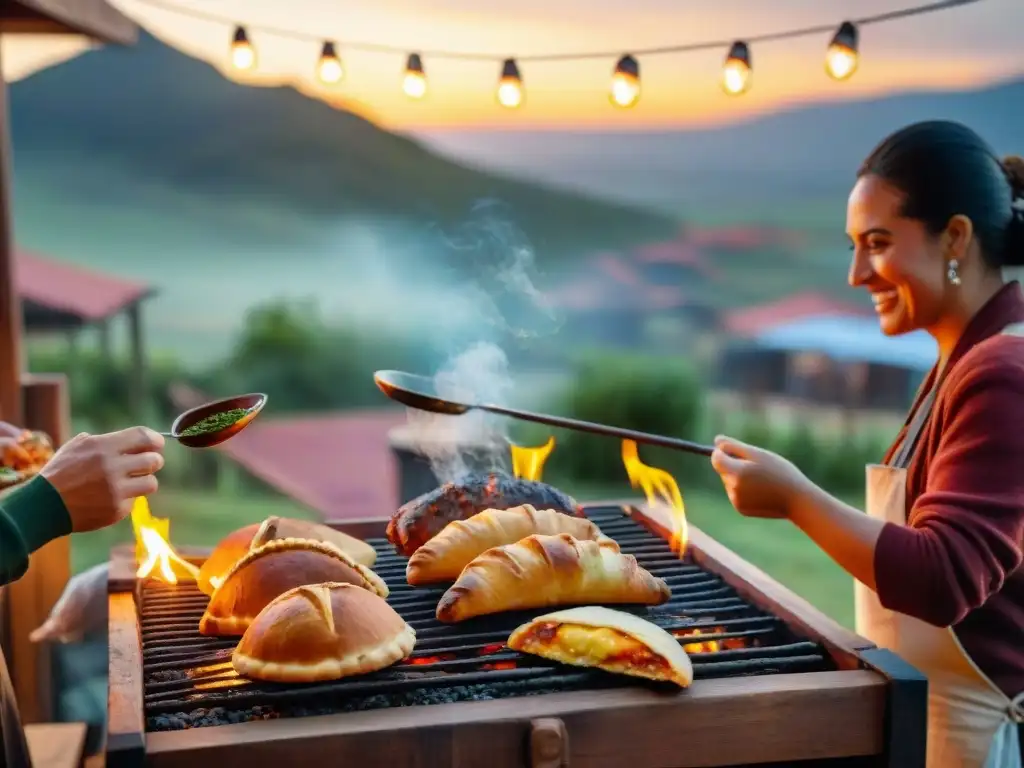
<box><xmin>1003</xmin><ymin>155</ymin><xmax>1024</xmax><ymax>267</ymax></box>
<box><xmin>1003</xmin><ymin>155</ymin><xmax>1024</xmax><ymax>199</ymax></box>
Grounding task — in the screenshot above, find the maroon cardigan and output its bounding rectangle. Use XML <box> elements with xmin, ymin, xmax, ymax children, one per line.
<box><xmin>877</xmin><ymin>281</ymin><xmax>1024</xmax><ymax>698</ymax></box>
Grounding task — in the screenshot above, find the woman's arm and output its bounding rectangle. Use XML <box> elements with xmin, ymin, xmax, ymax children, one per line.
<box><xmin>869</xmin><ymin>349</ymin><xmax>1024</xmax><ymax>626</ymax></box>
<box><xmin>787</xmin><ymin>485</ymin><xmax>884</xmax><ymax>592</ymax></box>
<box><xmin>713</xmin><ymin>341</ymin><xmax>1024</xmax><ymax>629</ymax></box>
<box><xmin>0</xmin><ymin>475</ymin><xmax>72</xmax><ymax>586</ymax></box>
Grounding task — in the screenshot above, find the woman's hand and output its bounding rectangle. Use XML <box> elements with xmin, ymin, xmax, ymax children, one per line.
<box><xmin>40</xmin><ymin>427</ymin><xmax>165</xmax><ymax>532</ymax></box>
<box><xmin>710</xmin><ymin>434</ymin><xmax>815</xmax><ymax>519</ymax></box>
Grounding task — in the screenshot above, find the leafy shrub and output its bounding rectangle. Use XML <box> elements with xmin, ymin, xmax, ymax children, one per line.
<box><xmin>516</xmin><ymin>352</ymin><xmax>713</xmax><ymax>490</ymax></box>
<box><xmin>195</xmin><ymin>299</ymin><xmax>434</xmax><ymax>412</ymax></box>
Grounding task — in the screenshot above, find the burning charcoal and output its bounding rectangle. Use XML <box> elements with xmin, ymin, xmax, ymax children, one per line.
<box><xmin>148</xmin><ymin>670</ymin><xmax>186</xmax><ymax>683</ymax></box>
<box><xmin>387</xmin><ymin>472</ymin><xmax>581</xmax><ymax>556</ymax></box>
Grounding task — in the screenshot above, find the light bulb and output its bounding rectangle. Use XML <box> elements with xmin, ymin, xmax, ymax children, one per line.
<box><xmin>230</xmin><ymin>26</ymin><xmax>256</xmax><ymax>71</ymax></box>
<box><xmin>403</xmin><ymin>53</ymin><xmax>427</xmax><ymax>99</ymax></box>
<box><xmin>721</xmin><ymin>41</ymin><xmax>751</xmax><ymax>96</ymax></box>
<box><xmin>497</xmin><ymin>58</ymin><xmax>524</xmax><ymax>109</ymax></box>
<box><xmin>317</xmin><ymin>41</ymin><xmax>344</xmax><ymax>85</ymax></box>
<box><xmin>610</xmin><ymin>54</ymin><xmax>640</xmax><ymax>108</ymax></box>
<box><xmin>825</xmin><ymin>21</ymin><xmax>859</xmax><ymax>81</ymax></box>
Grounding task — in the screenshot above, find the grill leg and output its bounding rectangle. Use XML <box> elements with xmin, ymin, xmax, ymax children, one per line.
<box><xmin>858</xmin><ymin>647</ymin><xmax>928</xmax><ymax>768</ymax></box>
<box><xmin>530</xmin><ymin>718</ymin><xmax>569</xmax><ymax>767</ymax></box>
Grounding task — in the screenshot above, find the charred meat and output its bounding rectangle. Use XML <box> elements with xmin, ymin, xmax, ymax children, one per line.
<box><xmin>387</xmin><ymin>472</ymin><xmax>581</xmax><ymax>556</ymax></box>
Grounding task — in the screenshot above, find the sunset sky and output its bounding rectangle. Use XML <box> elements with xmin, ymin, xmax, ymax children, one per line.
<box><xmin>4</xmin><ymin>0</ymin><xmax>1023</xmax><ymax>130</ymax></box>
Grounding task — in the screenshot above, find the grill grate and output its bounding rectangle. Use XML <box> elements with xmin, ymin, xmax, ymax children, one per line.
<box><xmin>139</xmin><ymin>506</ymin><xmax>834</xmax><ymax>731</ymax></box>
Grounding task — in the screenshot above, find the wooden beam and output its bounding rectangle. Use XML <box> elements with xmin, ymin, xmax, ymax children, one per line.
<box><xmin>98</xmin><ymin>319</ymin><xmax>112</xmax><ymax>363</ymax></box>
<box><xmin>4</xmin><ymin>0</ymin><xmax>137</xmax><ymax>45</ymax></box>
<box><xmin>5</xmin><ymin>375</ymin><xmax>71</xmax><ymax>724</ymax></box>
<box><xmin>0</xmin><ymin>47</ymin><xmax>23</xmax><ymax>426</ymax></box>
<box><xmin>126</xmin><ymin>302</ymin><xmax>146</xmax><ymax>423</ymax></box>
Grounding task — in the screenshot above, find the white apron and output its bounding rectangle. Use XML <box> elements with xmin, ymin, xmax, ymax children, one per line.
<box><xmin>856</xmin><ymin>323</ymin><xmax>1024</xmax><ymax>768</ymax></box>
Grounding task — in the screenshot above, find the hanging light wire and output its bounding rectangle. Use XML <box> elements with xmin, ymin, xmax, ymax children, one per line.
<box><xmin>133</xmin><ymin>0</ymin><xmax>984</xmax><ymax>63</ymax></box>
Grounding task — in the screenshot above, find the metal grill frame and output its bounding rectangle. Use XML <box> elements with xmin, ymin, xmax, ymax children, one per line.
<box><xmin>106</xmin><ymin>501</ymin><xmax>928</xmax><ymax>768</ymax></box>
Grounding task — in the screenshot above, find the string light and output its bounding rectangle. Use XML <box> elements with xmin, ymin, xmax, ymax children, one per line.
<box><xmin>721</xmin><ymin>41</ymin><xmax>751</xmax><ymax>96</ymax></box>
<box><xmin>825</xmin><ymin>21</ymin><xmax>859</xmax><ymax>81</ymax></box>
<box><xmin>229</xmin><ymin>26</ymin><xmax>255</xmax><ymax>71</ymax></box>
<box><xmin>317</xmin><ymin>41</ymin><xmax>344</xmax><ymax>85</ymax></box>
<box><xmin>497</xmin><ymin>59</ymin><xmax>524</xmax><ymax>109</ymax></box>
<box><xmin>610</xmin><ymin>54</ymin><xmax>640</xmax><ymax>108</ymax></box>
<box><xmin>136</xmin><ymin>0</ymin><xmax>981</xmax><ymax>107</ymax></box>
<box><xmin>403</xmin><ymin>53</ymin><xmax>427</xmax><ymax>99</ymax></box>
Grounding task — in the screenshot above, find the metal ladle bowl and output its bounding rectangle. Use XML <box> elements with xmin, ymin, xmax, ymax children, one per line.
<box><xmin>164</xmin><ymin>393</ymin><xmax>268</xmax><ymax>448</ymax></box>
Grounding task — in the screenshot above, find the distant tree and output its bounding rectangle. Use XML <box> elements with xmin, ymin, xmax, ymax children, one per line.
<box><xmin>200</xmin><ymin>298</ymin><xmax>430</xmax><ymax>412</ymax></box>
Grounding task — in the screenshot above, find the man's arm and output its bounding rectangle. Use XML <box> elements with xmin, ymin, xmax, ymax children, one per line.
<box><xmin>0</xmin><ymin>476</ymin><xmax>72</xmax><ymax>586</ymax></box>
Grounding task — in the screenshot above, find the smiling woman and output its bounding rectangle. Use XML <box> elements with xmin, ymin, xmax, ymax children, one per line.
<box><xmin>710</xmin><ymin>120</ymin><xmax>1024</xmax><ymax>768</ymax></box>
<box><xmin>848</xmin><ymin>122</ymin><xmax>1024</xmax><ymax>351</ymax></box>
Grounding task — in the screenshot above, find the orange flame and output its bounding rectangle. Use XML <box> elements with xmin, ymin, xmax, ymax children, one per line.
<box><xmin>621</xmin><ymin>440</ymin><xmax>687</xmax><ymax>553</ymax></box>
<box><xmin>677</xmin><ymin>628</ymin><xmax>722</xmax><ymax>654</ymax></box>
<box><xmin>511</xmin><ymin>436</ymin><xmax>555</xmax><ymax>482</ymax></box>
<box><xmin>131</xmin><ymin>497</ymin><xmax>200</xmax><ymax>585</ymax></box>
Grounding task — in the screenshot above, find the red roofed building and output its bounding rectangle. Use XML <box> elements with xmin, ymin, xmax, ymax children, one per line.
<box><xmin>687</xmin><ymin>226</ymin><xmax>807</xmax><ymax>252</ymax></box>
<box><xmin>631</xmin><ymin>238</ymin><xmax>719</xmax><ymax>281</ymax></box>
<box><xmin>215</xmin><ymin>409</ymin><xmax>407</xmax><ymax>520</ymax></box>
<box><xmin>723</xmin><ymin>291</ymin><xmax>872</xmax><ymax>338</ymax></box>
<box><xmin>17</xmin><ymin>249</ymin><xmax>156</xmax><ymax>420</ymax></box>
<box><xmin>545</xmin><ymin>251</ymin><xmax>718</xmax><ymax>347</ymax></box>
<box><xmin>169</xmin><ymin>384</ymin><xmax>406</xmax><ymax>520</ymax></box>
<box><xmin>17</xmin><ymin>249</ymin><xmax>153</xmax><ymax>326</ymax></box>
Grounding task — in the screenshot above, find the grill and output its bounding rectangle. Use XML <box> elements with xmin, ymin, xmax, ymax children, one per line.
<box><xmin>107</xmin><ymin>502</ymin><xmax>928</xmax><ymax>768</ymax></box>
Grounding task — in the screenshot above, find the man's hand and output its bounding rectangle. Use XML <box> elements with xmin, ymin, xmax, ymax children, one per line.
<box><xmin>29</xmin><ymin>563</ymin><xmax>109</xmax><ymax>644</ymax></box>
<box><xmin>41</xmin><ymin>427</ymin><xmax>166</xmax><ymax>533</ymax></box>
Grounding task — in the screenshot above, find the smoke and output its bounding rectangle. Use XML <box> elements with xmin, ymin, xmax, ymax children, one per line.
<box><xmin>405</xmin><ymin>341</ymin><xmax>513</xmax><ymax>484</ymax></box>
<box><xmin>437</xmin><ymin>200</ymin><xmax>563</xmax><ymax>342</ymax></box>
<box><xmin>405</xmin><ymin>201</ymin><xmax>563</xmax><ymax>485</ymax></box>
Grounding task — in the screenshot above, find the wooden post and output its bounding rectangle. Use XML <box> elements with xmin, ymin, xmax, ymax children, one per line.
<box><xmin>4</xmin><ymin>374</ymin><xmax>71</xmax><ymax>724</ymax></box>
<box><xmin>0</xmin><ymin>44</ymin><xmax>24</xmax><ymax>425</ymax></box>
<box><xmin>126</xmin><ymin>302</ymin><xmax>146</xmax><ymax>423</ymax></box>
<box><xmin>98</xmin><ymin>318</ymin><xmax>113</xmax><ymax>363</ymax></box>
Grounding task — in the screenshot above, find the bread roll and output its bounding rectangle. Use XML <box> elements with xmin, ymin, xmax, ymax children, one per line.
<box><xmin>507</xmin><ymin>606</ymin><xmax>692</xmax><ymax>688</ymax></box>
<box><xmin>407</xmin><ymin>505</ymin><xmax>615</xmax><ymax>585</ymax></box>
<box><xmin>198</xmin><ymin>524</ymin><xmax>261</xmax><ymax>596</ymax></box>
<box><xmin>233</xmin><ymin>582</ymin><xmax>416</xmax><ymax>683</ymax></box>
<box><xmin>199</xmin><ymin>538</ymin><xmax>388</xmax><ymax>636</ymax></box>
<box><xmin>251</xmin><ymin>516</ymin><xmax>377</xmax><ymax>568</ymax></box>
<box><xmin>197</xmin><ymin>518</ymin><xmax>377</xmax><ymax>596</ymax></box>
<box><xmin>436</xmin><ymin>533</ymin><xmax>670</xmax><ymax>623</ymax></box>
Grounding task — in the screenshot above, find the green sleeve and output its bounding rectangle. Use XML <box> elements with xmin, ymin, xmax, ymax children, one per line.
<box><xmin>0</xmin><ymin>475</ymin><xmax>72</xmax><ymax>586</ymax></box>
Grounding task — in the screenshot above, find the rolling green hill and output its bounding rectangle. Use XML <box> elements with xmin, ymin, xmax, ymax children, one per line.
<box><xmin>9</xmin><ymin>30</ymin><xmax>675</xmax><ymax>260</ymax></box>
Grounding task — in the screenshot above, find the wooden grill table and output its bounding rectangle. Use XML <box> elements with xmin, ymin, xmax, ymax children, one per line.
<box><xmin>106</xmin><ymin>501</ymin><xmax>928</xmax><ymax>768</ymax></box>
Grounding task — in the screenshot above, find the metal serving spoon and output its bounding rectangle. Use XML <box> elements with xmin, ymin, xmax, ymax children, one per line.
<box><xmin>159</xmin><ymin>393</ymin><xmax>268</xmax><ymax>448</ymax></box>
<box><xmin>374</xmin><ymin>370</ymin><xmax>713</xmax><ymax>457</ymax></box>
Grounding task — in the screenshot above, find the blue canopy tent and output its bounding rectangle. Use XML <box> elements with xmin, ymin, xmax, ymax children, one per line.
<box><xmin>756</xmin><ymin>316</ymin><xmax>937</xmax><ymax>372</ymax></box>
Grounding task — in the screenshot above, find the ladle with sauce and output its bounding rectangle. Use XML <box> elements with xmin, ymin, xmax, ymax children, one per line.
<box><xmin>159</xmin><ymin>393</ymin><xmax>268</xmax><ymax>448</ymax></box>
<box><xmin>373</xmin><ymin>370</ymin><xmax>713</xmax><ymax>457</ymax></box>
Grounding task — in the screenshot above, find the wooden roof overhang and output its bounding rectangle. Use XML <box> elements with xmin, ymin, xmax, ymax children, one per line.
<box><xmin>0</xmin><ymin>0</ymin><xmax>137</xmax><ymax>44</ymax></box>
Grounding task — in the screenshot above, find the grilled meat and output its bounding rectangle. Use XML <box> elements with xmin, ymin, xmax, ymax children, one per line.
<box><xmin>387</xmin><ymin>472</ymin><xmax>581</xmax><ymax>556</ymax></box>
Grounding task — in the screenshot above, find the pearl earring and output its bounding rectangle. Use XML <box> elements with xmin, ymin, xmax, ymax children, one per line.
<box><xmin>947</xmin><ymin>259</ymin><xmax>962</xmax><ymax>286</ymax></box>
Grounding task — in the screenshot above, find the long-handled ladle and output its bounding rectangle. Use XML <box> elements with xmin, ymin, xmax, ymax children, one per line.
<box><xmin>374</xmin><ymin>370</ymin><xmax>713</xmax><ymax>457</ymax></box>
<box><xmin>160</xmin><ymin>393</ymin><xmax>268</xmax><ymax>448</ymax></box>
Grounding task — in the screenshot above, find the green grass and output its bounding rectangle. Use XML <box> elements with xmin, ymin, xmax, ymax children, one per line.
<box><xmin>71</xmin><ymin>482</ymin><xmax>856</xmax><ymax>629</ymax></box>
